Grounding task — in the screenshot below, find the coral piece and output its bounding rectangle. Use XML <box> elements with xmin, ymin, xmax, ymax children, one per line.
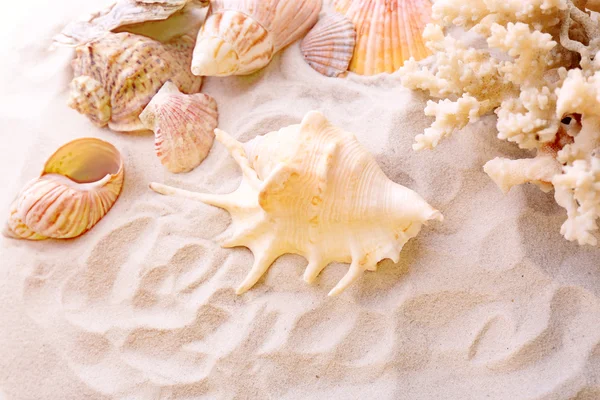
<box><xmin>334</xmin><ymin>0</ymin><xmax>433</xmax><ymax>75</ymax></box>
<box><xmin>140</xmin><ymin>81</ymin><xmax>218</xmax><ymax>173</ymax></box>
<box><xmin>191</xmin><ymin>0</ymin><xmax>321</xmax><ymax>76</ymax></box>
<box><xmin>4</xmin><ymin>138</ymin><xmax>124</xmax><ymax>240</ymax></box>
<box><xmin>150</xmin><ymin>111</ymin><xmax>442</xmax><ymax>295</ymax></box>
<box><xmin>399</xmin><ymin>0</ymin><xmax>600</xmax><ymax>245</ymax></box>
<box><xmin>300</xmin><ymin>13</ymin><xmax>356</xmax><ymax>77</ymax></box>
<box><xmin>554</xmin><ymin>155</ymin><xmax>600</xmax><ymax>246</ymax></box>
<box><xmin>483</xmin><ymin>155</ymin><xmax>563</xmax><ymax>194</ymax></box>
<box><xmin>69</xmin><ymin>32</ymin><xmax>203</xmax><ymax>132</ymax></box>
<box><xmin>54</xmin><ymin>0</ymin><xmax>206</xmax><ymax>46</ymax></box>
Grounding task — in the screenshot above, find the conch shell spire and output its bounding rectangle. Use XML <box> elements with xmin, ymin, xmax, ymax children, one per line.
<box><xmin>150</xmin><ymin>111</ymin><xmax>442</xmax><ymax>295</ymax></box>
<box><xmin>67</xmin><ymin>76</ymin><xmax>112</xmax><ymax>127</ymax></box>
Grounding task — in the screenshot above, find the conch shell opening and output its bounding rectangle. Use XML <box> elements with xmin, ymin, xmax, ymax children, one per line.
<box><xmin>150</xmin><ymin>111</ymin><xmax>442</xmax><ymax>295</ymax></box>
<box><xmin>4</xmin><ymin>138</ymin><xmax>125</xmax><ymax>240</ymax></box>
<box><xmin>53</xmin><ymin>0</ymin><xmax>208</xmax><ymax>47</ymax></box>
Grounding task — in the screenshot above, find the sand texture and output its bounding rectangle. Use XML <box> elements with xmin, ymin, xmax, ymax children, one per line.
<box><xmin>2</xmin><ymin>1</ymin><xmax>600</xmax><ymax>399</ymax></box>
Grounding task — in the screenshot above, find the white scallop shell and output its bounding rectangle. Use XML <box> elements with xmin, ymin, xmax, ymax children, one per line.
<box><xmin>191</xmin><ymin>0</ymin><xmax>322</xmax><ymax>76</ymax></box>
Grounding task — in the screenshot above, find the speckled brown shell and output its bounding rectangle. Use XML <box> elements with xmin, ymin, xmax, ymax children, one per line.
<box><xmin>69</xmin><ymin>32</ymin><xmax>203</xmax><ymax>132</ymax></box>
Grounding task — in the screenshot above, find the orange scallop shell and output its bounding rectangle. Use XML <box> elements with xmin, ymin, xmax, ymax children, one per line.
<box><xmin>334</xmin><ymin>0</ymin><xmax>432</xmax><ymax>75</ymax></box>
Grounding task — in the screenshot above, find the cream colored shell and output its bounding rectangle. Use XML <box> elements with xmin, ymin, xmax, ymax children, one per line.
<box><xmin>54</xmin><ymin>0</ymin><xmax>206</xmax><ymax>47</ymax></box>
<box><xmin>4</xmin><ymin>138</ymin><xmax>124</xmax><ymax>240</ymax></box>
<box><xmin>334</xmin><ymin>0</ymin><xmax>432</xmax><ymax>75</ymax></box>
<box><xmin>150</xmin><ymin>111</ymin><xmax>442</xmax><ymax>295</ymax></box>
<box><xmin>191</xmin><ymin>0</ymin><xmax>321</xmax><ymax>76</ymax></box>
<box><xmin>69</xmin><ymin>32</ymin><xmax>203</xmax><ymax>132</ymax></box>
<box><xmin>140</xmin><ymin>81</ymin><xmax>218</xmax><ymax>173</ymax></box>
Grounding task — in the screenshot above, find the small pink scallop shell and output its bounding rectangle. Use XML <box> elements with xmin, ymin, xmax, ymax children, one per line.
<box><xmin>300</xmin><ymin>13</ymin><xmax>356</xmax><ymax>77</ymax></box>
<box><xmin>140</xmin><ymin>81</ymin><xmax>218</xmax><ymax>173</ymax></box>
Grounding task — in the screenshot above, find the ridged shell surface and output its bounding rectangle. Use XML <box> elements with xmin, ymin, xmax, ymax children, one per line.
<box><xmin>192</xmin><ymin>10</ymin><xmax>275</xmax><ymax>76</ymax></box>
<box><xmin>211</xmin><ymin>0</ymin><xmax>321</xmax><ymax>50</ymax></box>
<box><xmin>140</xmin><ymin>81</ymin><xmax>219</xmax><ymax>173</ymax></box>
<box><xmin>5</xmin><ymin>138</ymin><xmax>124</xmax><ymax>240</ymax></box>
<box><xmin>301</xmin><ymin>13</ymin><xmax>356</xmax><ymax>77</ymax></box>
<box><xmin>69</xmin><ymin>32</ymin><xmax>203</xmax><ymax>132</ymax></box>
<box><xmin>191</xmin><ymin>0</ymin><xmax>321</xmax><ymax>76</ymax></box>
<box><xmin>334</xmin><ymin>0</ymin><xmax>432</xmax><ymax>75</ymax></box>
<box><xmin>150</xmin><ymin>111</ymin><xmax>442</xmax><ymax>296</ymax></box>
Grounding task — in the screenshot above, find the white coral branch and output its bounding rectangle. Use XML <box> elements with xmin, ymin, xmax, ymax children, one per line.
<box><xmin>401</xmin><ymin>0</ymin><xmax>600</xmax><ymax>245</ymax></box>
<box><xmin>484</xmin><ymin>155</ymin><xmax>562</xmax><ymax>193</ymax></box>
<box><xmin>553</xmin><ymin>156</ymin><xmax>600</xmax><ymax>245</ymax></box>
<box><xmin>496</xmin><ymin>85</ymin><xmax>560</xmax><ymax>149</ymax></box>
<box><xmin>414</xmin><ymin>95</ymin><xmax>485</xmax><ymax>150</ymax></box>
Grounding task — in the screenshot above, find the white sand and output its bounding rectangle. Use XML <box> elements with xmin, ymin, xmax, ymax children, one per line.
<box><xmin>2</xmin><ymin>1</ymin><xmax>600</xmax><ymax>399</ymax></box>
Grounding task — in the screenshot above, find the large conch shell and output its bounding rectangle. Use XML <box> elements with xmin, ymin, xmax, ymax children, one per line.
<box><xmin>4</xmin><ymin>138</ymin><xmax>124</xmax><ymax>241</ymax></box>
<box><xmin>300</xmin><ymin>13</ymin><xmax>356</xmax><ymax>77</ymax></box>
<box><xmin>191</xmin><ymin>0</ymin><xmax>321</xmax><ymax>76</ymax></box>
<box><xmin>140</xmin><ymin>81</ymin><xmax>218</xmax><ymax>173</ymax></box>
<box><xmin>334</xmin><ymin>0</ymin><xmax>432</xmax><ymax>75</ymax></box>
<box><xmin>54</xmin><ymin>0</ymin><xmax>208</xmax><ymax>47</ymax></box>
<box><xmin>150</xmin><ymin>111</ymin><xmax>442</xmax><ymax>295</ymax></box>
<box><xmin>69</xmin><ymin>32</ymin><xmax>203</xmax><ymax>132</ymax></box>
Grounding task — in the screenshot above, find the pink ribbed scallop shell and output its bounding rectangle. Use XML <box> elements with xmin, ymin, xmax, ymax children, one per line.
<box><xmin>140</xmin><ymin>81</ymin><xmax>218</xmax><ymax>173</ymax></box>
<box><xmin>301</xmin><ymin>13</ymin><xmax>356</xmax><ymax>77</ymax></box>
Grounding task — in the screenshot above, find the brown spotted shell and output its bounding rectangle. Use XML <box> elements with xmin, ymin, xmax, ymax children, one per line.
<box><xmin>69</xmin><ymin>32</ymin><xmax>203</xmax><ymax>132</ymax></box>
